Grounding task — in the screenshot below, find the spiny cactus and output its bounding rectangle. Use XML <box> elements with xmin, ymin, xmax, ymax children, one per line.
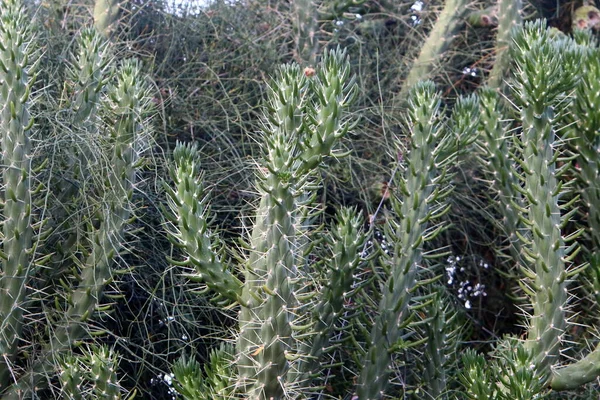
<box><xmin>0</xmin><ymin>1</ymin><xmax>153</xmax><ymax>397</ymax></box>
<box><xmin>167</xmin><ymin>48</ymin><xmax>360</xmax><ymax>399</ymax></box>
<box><xmin>487</xmin><ymin>0</ymin><xmax>522</xmax><ymax>89</ymax></box>
<box><xmin>462</xmin><ymin>20</ymin><xmax>600</xmax><ymax>398</ymax></box>
<box><xmin>94</xmin><ymin>0</ymin><xmax>121</xmax><ymax>38</ymax></box>
<box><xmin>399</xmin><ymin>0</ymin><xmax>472</xmax><ymax>99</ymax></box>
<box><xmin>0</xmin><ymin>0</ymin><xmax>38</xmax><ymax>390</ymax></box>
<box><xmin>58</xmin><ymin>345</ymin><xmax>122</xmax><ymax>400</ymax></box>
<box><xmin>169</xmin><ymin>17</ymin><xmax>600</xmax><ymax>400</ymax></box>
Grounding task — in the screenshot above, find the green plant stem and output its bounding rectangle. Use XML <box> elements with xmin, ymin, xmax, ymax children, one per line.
<box><xmin>357</xmin><ymin>82</ymin><xmax>446</xmax><ymax>399</ymax></box>
<box><xmin>488</xmin><ymin>0</ymin><xmax>522</xmax><ymax>88</ymax></box>
<box><xmin>551</xmin><ymin>344</ymin><xmax>600</xmax><ymax>390</ymax></box>
<box><xmin>399</xmin><ymin>0</ymin><xmax>470</xmax><ymax>99</ymax></box>
<box><xmin>0</xmin><ymin>0</ymin><xmax>36</xmax><ymax>390</ymax></box>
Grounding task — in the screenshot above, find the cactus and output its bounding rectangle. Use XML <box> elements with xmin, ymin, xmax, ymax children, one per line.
<box><xmin>487</xmin><ymin>0</ymin><xmax>522</xmax><ymax>89</ymax></box>
<box><xmin>159</xmin><ymin>15</ymin><xmax>600</xmax><ymax>399</ymax></box>
<box><xmin>0</xmin><ymin>0</ymin><xmax>38</xmax><ymax>390</ymax></box>
<box><xmin>0</xmin><ymin>1</ymin><xmax>153</xmax><ymax>397</ymax></box>
<box><xmin>93</xmin><ymin>0</ymin><xmax>121</xmax><ymax>38</ymax></box>
<box><xmin>58</xmin><ymin>345</ymin><xmax>122</xmax><ymax>400</ymax></box>
<box><xmin>167</xmin><ymin>48</ymin><xmax>360</xmax><ymax>399</ymax></box>
<box><xmin>399</xmin><ymin>0</ymin><xmax>471</xmax><ymax>99</ymax></box>
<box><xmin>464</xmin><ymin>20</ymin><xmax>600</xmax><ymax>397</ymax></box>
<box><xmin>293</xmin><ymin>0</ymin><xmax>318</xmax><ymax>65</ymax></box>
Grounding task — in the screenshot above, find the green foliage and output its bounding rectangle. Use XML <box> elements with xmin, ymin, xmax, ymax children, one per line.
<box><xmin>0</xmin><ymin>1</ymin><xmax>153</xmax><ymax>397</ymax></box>
<box><xmin>166</xmin><ymin>17</ymin><xmax>600</xmax><ymax>400</ymax></box>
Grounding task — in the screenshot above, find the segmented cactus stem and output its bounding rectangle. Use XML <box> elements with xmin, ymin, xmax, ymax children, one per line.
<box><xmin>0</xmin><ymin>0</ymin><xmax>37</xmax><ymax>389</ymax></box>
<box><xmin>400</xmin><ymin>0</ymin><xmax>470</xmax><ymax>99</ymax></box>
<box><xmin>510</xmin><ymin>19</ymin><xmax>580</xmax><ymax>377</ymax></box>
<box><xmin>357</xmin><ymin>82</ymin><xmax>446</xmax><ymax>399</ymax></box>
<box><xmin>488</xmin><ymin>0</ymin><xmax>522</xmax><ymax>88</ymax></box>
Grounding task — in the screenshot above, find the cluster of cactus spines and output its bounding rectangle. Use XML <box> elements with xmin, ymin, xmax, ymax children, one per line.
<box><xmin>167</xmin><ymin>48</ymin><xmax>358</xmax><ymax>399</ymax></box>
<box><xmin>399</xmin><ymin>0</ymin><xmax>471</xmax><ymax>99</ymax></box>
<box><xmin>0</xmin><ymin>0</ymin><xmax>37</xmax><ymax>390</ymax></box>
<box><xmin>487</xmin><ymin>0</ymin><xmax>522</xmax><ymax>89</ymax></box>
<box><xmin>59</xmin><ymin>345</ymin><xmax>122</xmax><ymax>400</ymax></box>
<box><xmin>356</xmin><ymin>81</ymin><xmax>478</xmax><ymax>399</ymax></box>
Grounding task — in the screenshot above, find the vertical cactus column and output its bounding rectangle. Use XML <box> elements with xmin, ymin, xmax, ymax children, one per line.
<box><xmin>0</xmin><ymin>0</ymin><xmax>37</xmax><ymax>390</ymax></box>
<box><xmin>237</xmin><ymin>49</ymin><xmax>356</xmax><ymax>399</ymax></box>
<box><xmin>476</xmin><ymin>87</ymin><xmax>525</xmax><ymax>266</ymax></box>
<box><xmin>510</xmin><ymin>20</ymin><xmax>580</xmax><ymax>378</ymax></box>
<box><xmin>487</xmin><ymin>0</ymin><xmax>522</xmax><ymax>89</ymax></box>
<box><xmin>94</xmin><ymin>0</ymin><xmax>121</xmax><ymax>38</ymax></box>
<box><xmin>56</xmin><ymin>59</ymin><xmax>152</xmax><ymax>346</ymax></box>
<box><xmin>357</xmin><ymin>82</ymin><xmax>450</xmax><ymax>399</ymax></box>
<box><xmin>399</xmin><ymin>0</ymin><xmax>470</xmax><ymax>99</ymax></box>
<box><xmin>167</xmin><ymin>49</ymin><xmax>358</xmax><ymax>399</ymax></box>
<box><xmin>570</xmin><ymin>46</ymin><xmax>600</xmax><ymax>301</ymax></box>
<box><xmin>288</xmin><ymin>207</ymin><xmax>365</xmax><ymax>387</ymax></box>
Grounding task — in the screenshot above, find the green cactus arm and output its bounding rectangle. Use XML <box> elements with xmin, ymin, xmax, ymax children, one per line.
<box><xmin>236</xmin><ymin>49</ymin><xmax>357</xmax><ymax>398</ymax></box>
<box><xmin>293</xmin><ymin>0</ymin><xmax>318</xmax><ymax>65</ymax></box>
<box><xmin>510</xmin><ymin>20</ymin><xmax>581</xmax><ymax>377</ymax></box>
<box><xmin>488</xmin><ymin>0</ymin><xmax>522</xmax><ymax>89</ymax></box>
<box><xmin>58</xmin><ymin>345</ymin><xmax>121</xmax><ymax>400</ymax></box>
<box><xmin>298</xmin><ymin>48</ymin><xmax>358</xmax><ymax>173</ymax></box>
<box><xmin>94</xmin><ymin>0</ymin><xmax>121</xmax><ymax>38</ymax></box>
<box><xmin>173</xmin><ymin>343</ymin><xmax>235</xmax><ymax>400</ymax></box>
<box><xmin>421</xmin><ymin>291</ymin><xmax>461</xmax><ymax>398</ymax></box>
<box><xmin>51</xmin><ymin>59</ymin><xmax>152</xmax><ymax>350</ymax></box>
<box><xmin>460</xmin><ymin>349</ymin><xmax>498</xmax><ymax>399</ymax></box>
<box><xmin>400</xmin><ymin>0</ymin><xmax>470</xmax><ymax>99</ymax></box>
<box><xmin>166</xmin><ymin>141</ymin><xmax>242</xmax><ymax>304</ymax></box>
<box><xmin>69</xmin><ymin>27</ymin><xmax>111</xmax><ymax>125</ymax></box>
<box><xmin>235</xmin><ymin>62</ymin><xmax>308</xmax><ymax>398</ymax></box>
<box><xmin>49</xmin><ymin>28</ymin><xmax>112</xmax><ymax>272</ymax></box>
<box><xmin>476</xmin><ymin>87</ymin><xmax>524</xmax><ymax>265</ymax></box>
<box><xmin>550</xmin><ymin>344</ymin><xmax>600</xmax><ymax>390</ymax></box>
<box><xmin>58</xmin><ymin>356</ymin><xmax>85</xmax><ymax>400</ymax></box>
<box><xmin>289</xmin><ymin>207</ymin><xmax>365</xmax><ymax>384</ymax></box>
<box><xmin>0</xmin><ymin>0</ymin><xmax>37</xmax><ymax>389</ymax></box>
<box><xmin>357</xmin><ymin>82</ymin><xmax>446</xmax><ymax>399</ymax></box>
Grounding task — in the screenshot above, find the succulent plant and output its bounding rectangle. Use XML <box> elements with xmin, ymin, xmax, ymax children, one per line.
<box><xmin>0</xmin><ymin>1</ymin><xmax>153</xmax><ymax>397</ymax></box>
